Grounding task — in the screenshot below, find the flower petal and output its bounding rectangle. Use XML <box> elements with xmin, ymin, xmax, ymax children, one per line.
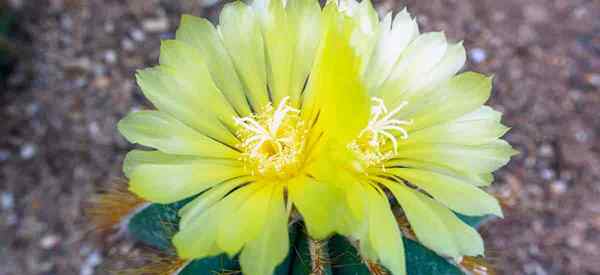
<box><xmin>302</xmin><ymin>4</ymin><xmax>370</xmax><ymax>146</ymax></box>
<box><xmin>385</xmin><ymin>158</ymin><xmax>494</xmax><ymax>187</ymax></box>
<box><xmin>218</xmin><ymin>184</ymin><xmax>276</xmax><ymax>256</ymax></box>
<box><xmin>359</xmin><ymin>186</ymin><xmax>406</xmax><ymax>274</ymax></box>
<box><xmin>403</xmin><ymin>72</ymin><xmax>493</xmax><ymax>131</ymax></box>
<box><xmin>173</xmin><ymin>184</ymin><xmax>263</xmax><ymax>259</ymax></box>
<box><xmin>118</xmin><ymin>110</ymin><xmax>239</xmax><ymax>158</ymax></box>
<box><xmin>178</xmin><ymin>177</ymin><xmax>250</xmax><ymax>229</ymax></box>
<box><xmin>365</xmin><ymin>186</ymin><xmax>406</xmax><ymax>275</ymax></box>
<box><xmin>385</xmin><ymin>182</ymin><xmax>460</xmax><ymax>258</ymax></box>
<box><xmin>124</xmin><ymin>150</ymin><xmax>245</xmax><ymax>203</ymax></box>
<box><xmin>240</xmin><ymin>185</ymin><xmax>289</xmax><ymax>275</ymax></box>
<box><xmin>136</xmin><ymin>67</ymin><xmax>238</xmax><ymax>146</ymax></box>
<box><xmin>406</xmin><ymin>106</ymin><xmax>509</xmax><ymax>146</ymax></box>
<box><xmin>286</xmin><ymin>0</ymin><xmax>322</xmax><ymax>107</ymax></box>
<box><xmin>377</xmin><ymin>32</ymin><xmax>448</xmax><ymax>102</ymax></box>
<box><xmin>219</xmin><ymin>1</ymin><xmax>270</xmax><ymax>111</ymax></box>
<box><xmin>394</xmin><ymin>140</ymin><xmax>516</xmax><ymax>174</ymax></box>
<box><xmin>390</xmin><ymin>167</ymin><xmax>504</xmax><ymax>217</ymax></box>
<box><xmin>288</xmin><ymin>176</ymin><xmax>354</xmax><ymax>239</ymax></box>
<box><xmin>252</xmin><ymin>0</ymin><xmax>322</xmax><ymax>107</ymax></box>
<box><xmin>158</xmin><ymin>40</ymin><xmax>239</xmax><ymax>128</ymax></box>
<box><xmin>176</xmin><ymin>15</ymin><xmax>252</xmax><ymax>116</ymax></box>
<box><xmin>364</xmin><ymin>8</ymin><xmax>419</xmax><ymax>92</ymax></box>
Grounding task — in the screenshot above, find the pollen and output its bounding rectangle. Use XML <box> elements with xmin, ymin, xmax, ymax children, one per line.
<box><xmin>234</xmin><ymin>97</ymin><xmax>308</xmax><ymax>179</ymax></box>
<box><xmin>349</xmin><ymin>97</ymin><xmax>412</xmax><ymax>168</ymax></box>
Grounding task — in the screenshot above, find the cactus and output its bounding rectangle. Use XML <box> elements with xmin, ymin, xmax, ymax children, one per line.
<box><xmin>111</xmin><ymin>195</ymin><xmax>493</xmax><ymax>275</ymax></box>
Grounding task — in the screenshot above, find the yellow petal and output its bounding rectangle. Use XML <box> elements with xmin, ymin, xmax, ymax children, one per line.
<box><xmin>240</xmin><ymin>185</ymin><xmax>289</xmax><ymax>275</ymax></box>
<box><xmin>288</xmin><ymin>176</ymin><xmax>355</xmax><ymax>239</ymax></box>
<box><xmin>118</xmin><ymin>110</ymin><xmax>239</xmax><ymax>158</ymax></box>
<box><xmin>384</xmin><ymin>181</ymin><xmax>461</xmax><ymax>258</ymax></box>
<box><xmin>364</xmin><ymin>8</ymin><xmax>419</xmax><ymax>92</ymax></box>
<box><xmin>302</xmin><ymin>3</ymin><xmax>370</xmax><ymax>149</ymax></box>
<box><xmin>173</xmin><ymin>200</ymin><xmax>223</xmax><ymax>259</ymax></box>
<box><xmin>395</xmin><ymin>140</ymin><xmax>517</xmax><ymax>174</ymax></box>
<box><xmin>365</xmin><ymin>186</ymin><xmax>406</xmax><ymax>275</ymax></box>
<box><xmin>136</xmin><ymin>67</ymin><xmax>238</xmax><ymax>146</ymax></box>
<box><xmin>178</xmin><ymin>177</ymin><xmax>249</xmax><ymax>229</ymax></box>
<box><xmin>390</xmin><ymin>167</ymin><xmax>503</xmax><ymax>217</ymax></box>
<box><xmin>218</xmin><ymin>183</ymin><xmax>276</xmax><ymax>256</ymax></box>
<box><xmin>403</xmin><ymin>72</ymin><xmax>494</xmax><ymax>132</ymax></box>
<box><xmin>285</xmin><ymin>0</ymin><xmax>322</xmax><ymax>107</ymax></box>
<box><xmin>124</xmin><ymin>150</ymin><xmax>244</xmax><ymax>203</ymax></box>
<box><xmin>219</xmin><ymin>1</ymin><xmax>270</xmax><ymax>111</ymax></box>
<box><xmin>377</xmin><ymin>32</ymin><xmax>448</xmax><ymax>102</ymax></box>
<box><xmin>406</xmin><ymin>106</ymin><xmax>509</xmax><ymax>146</ymax></box>
<box><xmin>158</xmin><ymin>40</ymin><xmax>239</xmax><ymax>129</ymax></box>
<box><xmin>175</xmin><ymin>15</ymin><xmax>252</xmax><ymax>116</ymax></box>
<box><xmin>252</xmin><ymin>0</ymin><xmax>293</xmax><ymax>106</ymax></box>
<box><xmin>385</xmin><ymin>181</ymin><xmax>484</xmax><ymax>259</ymax></box>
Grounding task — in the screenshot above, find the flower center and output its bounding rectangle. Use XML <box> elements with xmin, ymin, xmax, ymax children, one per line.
<box><xmin>234</xmin><ymin>97</ymin><xmax>307</xmax><ymax>180</ymax></box>
<box><xmin>349</xmin><ymin>97</ymin><xmax>412</xmax><ymax>169</ymax></box>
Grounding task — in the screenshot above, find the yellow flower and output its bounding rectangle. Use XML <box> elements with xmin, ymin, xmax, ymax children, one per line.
<box><xmin>118</xmin><ymin>1</ymin><xmax>516</xmax><ymax>274</ymax></box>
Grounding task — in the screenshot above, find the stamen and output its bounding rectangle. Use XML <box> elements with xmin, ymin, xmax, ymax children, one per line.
<box><xmin>234</xmin><ymin>97</ymin><xmax>307</xmax><ymax>179</ymax></box>
<box><xmin>350</xmin><ymin>98</ymin><xmax>412</xmax><ymax>168</ymax></box>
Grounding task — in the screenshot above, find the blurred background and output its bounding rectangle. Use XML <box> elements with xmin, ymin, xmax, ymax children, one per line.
<box><xmin>0</xmin><ymin>0</ymin><xmax>598</xmax><ymax>274</ymax></box>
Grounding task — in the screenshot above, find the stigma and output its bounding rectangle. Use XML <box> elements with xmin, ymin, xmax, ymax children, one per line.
<box><xmin>349</xmin><ymin>97</ymin><xmax>412</xmax><ymax>168</ymax></box>
<box><xmin>234</xmin><ymin>97</ymin><xmax>307</xmax><ymax>179</ymax></box>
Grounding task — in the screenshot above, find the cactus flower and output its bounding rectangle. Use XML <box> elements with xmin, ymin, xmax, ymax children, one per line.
<box><xmin>117</xmin><ymin>1</ymin><xmax>516</xmax><ymax>274</ymax></box>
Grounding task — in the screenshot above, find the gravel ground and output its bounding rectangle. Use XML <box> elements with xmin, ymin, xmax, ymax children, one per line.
<box><xmin>1</xmin><ymin>0</ymin><xmax>599</xmax><ymax>274</ymax></box>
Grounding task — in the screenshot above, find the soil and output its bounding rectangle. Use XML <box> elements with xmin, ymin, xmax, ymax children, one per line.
<box><xmin>1</xmin><ymin>0</ymin><xmax>599</xmax><ymax>274</ymax></box>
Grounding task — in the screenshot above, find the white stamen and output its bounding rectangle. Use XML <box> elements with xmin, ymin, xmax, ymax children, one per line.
<box><xmin>233</xmin><ymin>97</ymin><xmax>305</xmax><ymax>178</ymax></box>
<box><xmin>359</xmin><ymin>98</ymin><xmax>412</xmax><ymax>155</ymax></box>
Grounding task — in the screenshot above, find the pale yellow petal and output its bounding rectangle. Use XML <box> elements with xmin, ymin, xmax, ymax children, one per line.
<box><xmin>158</xmin><ymin>40</ymin><xmax>239</xmax><ymax>129</ymax></box>
<box><xmin>118</xmin><ymin>110</ymin><xmax>239</xmax><ymax>158</ymax></box>
<box><xmin>288</xmin><ymin>176</ymin><xmax>355</xmax><ymax>239</ymax></box>
<box><xmin>124</xmin><ymin>150</ymin><xmax>245</xmax><ymax>203</ymax></box>
<box><xmin>366</xmin><ymin>186</ymin><xmax>406</xmax><ymax>275</ymax></box>
<box><xmin>390</xmin><ymin>167</ymin><xmax>503</xmax><ymax>217</ymax></box>
<box><xmin>302</xmin><ymin>4</ymin><xmax>370</xmax><ymax>147</ymax></box>
<box><xmin>136</xmin><ymin>67</ymin><xmax>238</xmax><ymax>146</ymax></box>
<box><xmin>385</xmin><ymin>182</ymin><xmax>461</xmax><ymax>258</ymax></box>
<box><xmin>219</xmin><ymin>1</ymin><xmax>270</xmax><ymax>111</ymax></box>
<box><xmin>176</xmin><ymin>15</ymin><xmax>252</xmax><ymax>116</ymax></box>
<box><xmin>240</xmin><ymin>185</ymin><xmax>289</xmax><ymax>275</ymax></box>
<box><xmin>178</xmin><ymin>177</ymin><xmax>250</xmax><ymax>229</ymax></box>
<box><xmin>218</xmin><ymin>183</ymin><xmax>276</xmax><ymax>256</ymax></box>
<box><xmin>364</xmin><ymin>8</ymin><xmax>419</xmax><ymax>92</ymax></box>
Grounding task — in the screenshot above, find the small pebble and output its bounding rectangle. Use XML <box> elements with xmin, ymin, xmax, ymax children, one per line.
<box><xmin>550</xmin><ymin>180</ymin><xmax>567</xmax><ymax>195</ymax></box>
<box><xmin>538</xmin><ymin>144</ymin><xmax>553</xmax><ymax>157</ymax></box>
<box><xmin>40</xmin><ymin>234</ymin><xmax>60</xmax><ymax>249</ymax></box>
<box><xmin>540</xmin><ymin>169</ymin><xmax>554</xmax><ymax>180</ymax></box>
<box><xmin>131</xmin><ymin>29</ymin><xmax>146</xmax><ymax>42</ymax></box>
<box><xmin>80</xmin><ymin>250</ymin><xmax>103</xmax><ymax>275</ymax></box>
<box><xmin>104</xmin><ymin>50</ymin><xmax>117</xmax><ymax>64</ymax></box>
<box><xmin>121</xmin><ymin>38</ymin><xmax>135</xmax><ymax>51</ymax></box>
<box><xmin>469</xmin><ymin>48</ymin><xmax>487</xmax><ymax>63</ymax></box>
<box><xmin>142</xmin><ymin>18</ymin><xmax>169</xmax><ymax>33</ymax></box>
<box><xmin>1</xmin><ymin>192</ymin><xmax>14</xmax><ymax>210</ymax></box>
<box><xmin>585</xmin><ymin>73</ymin><xmax>600</xmax><ymax>87</ymax></box>
<box><xmin>575</xmin><ymin>130</ymin><xmax>589</xmax><ymax>142</ymax></box>
<box><xmin>20</xmin><ymin>144</ymin><xmax>37</xmax><ymax>160</ymax></box>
